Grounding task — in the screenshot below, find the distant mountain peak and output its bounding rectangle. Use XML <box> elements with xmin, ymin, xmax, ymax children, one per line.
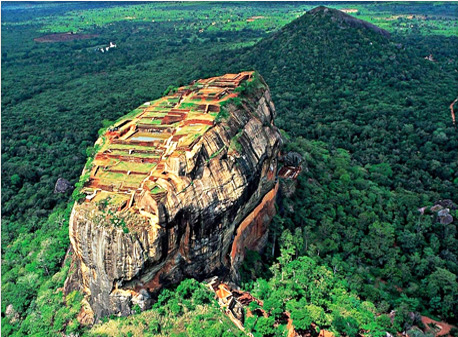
<box><xmin>307</xmin><ymin>6</ymin><xmax>390</xmax><ymax>38</ymax></box>
<box><xmin>307</xmin><ymin>5</ymin><xmax>330</xmax><ymax>14</ymax></box>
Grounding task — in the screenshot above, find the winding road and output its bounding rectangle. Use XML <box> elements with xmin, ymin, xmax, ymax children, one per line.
<box><xmin>450</xmin><ymin>97</ymin><xmax>457</xmax><ymax>126</ymax></box>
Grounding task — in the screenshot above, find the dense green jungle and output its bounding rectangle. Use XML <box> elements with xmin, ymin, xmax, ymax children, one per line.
<box><xmin>1</xmin><ymin>2</ymin><xmax>458</xmax><ymax>337</ymax></box>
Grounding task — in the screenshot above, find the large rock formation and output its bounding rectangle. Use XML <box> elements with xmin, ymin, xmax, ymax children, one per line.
<box><xmin>65</xmin><ymin>72</ymin><xmax>282</xmax><ymax>323</ymax></box>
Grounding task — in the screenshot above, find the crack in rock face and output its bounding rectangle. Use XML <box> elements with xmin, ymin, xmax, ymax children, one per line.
<box><xmin>64</xmin><ymin>72</ymin><xmax>282</xmax><ymax>323</ymax></box>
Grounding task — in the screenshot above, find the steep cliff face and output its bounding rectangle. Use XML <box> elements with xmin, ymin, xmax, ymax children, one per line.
<box><xmin>65</xmin><ymin>72</ymin><xmax>282</xmax><ymax>323</ymax></box>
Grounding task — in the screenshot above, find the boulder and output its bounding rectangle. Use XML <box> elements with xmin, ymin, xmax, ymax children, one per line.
<box><xmin>438</xmin><ymin>209</ymin><xmax>454</xmax><ymax>225</ymax></box>
<box><xmin>54</xmin><ymin>178</ymin><xmax>73</xmax><ymax>193</ymax></box>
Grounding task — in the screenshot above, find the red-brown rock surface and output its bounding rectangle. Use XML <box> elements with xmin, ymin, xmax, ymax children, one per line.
<box><xmin>64</xmin><ymin>72</ymin><xmax>282</xmax><ymax>322</ymax></box>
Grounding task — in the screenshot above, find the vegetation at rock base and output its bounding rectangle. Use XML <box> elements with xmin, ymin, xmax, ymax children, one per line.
<box><xmin>1</xmin><ymin>203</ymin><xmax>81</xmax><ymax>336</ymax></box>
<box><xmin>2</xmin><ymin>2</ymin><xmax>457</xmax><ymax>336</ymax></box>
<box><xmin>202</xmin><ymin>4</ymin><xmax>458</xmax><ymax>326</ymax></box>
<box><xmin>244</xmin><ymin>255</ymin><xmax>389</xmax><ymax>337</ymax></box>
<box><xmin>86</xmin><ymin>279</ymin><xmax>243</xmax><ymax>337</ymax></box>
<box><xmin>240</xmin><ymin>137</ymin><xmax>458</xmax><ymax>335</ymax></box>
<box><xmin>219</xmin><ymin>6</ymin><xmax>458</xmax><ymax>327</ymax></box>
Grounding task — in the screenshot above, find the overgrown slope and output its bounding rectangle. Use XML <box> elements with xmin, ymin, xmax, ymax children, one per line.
<box><xmin>231</xmin><ymin>6</ymin><xmax>458</xmax><ymax>198</ymax></box>
<box><xmin>221</xmin><ymin>6</ymin><xmax>458</xmax><ymax>325</ymax></box>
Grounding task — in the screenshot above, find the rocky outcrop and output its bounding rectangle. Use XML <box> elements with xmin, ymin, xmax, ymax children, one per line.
<box><xmin>54</xmin><ymin>177</ymin><xmax>73</xmax><ymax>193</ymax></box>
<box><xmin>418</xmin><ymin>199</ymin><xmax>456</xmax><ymax>225</ymax></box>
<box><xmin>5</xmin><ymin>304</ymin><xmax>19</xmax><ymax>324</ymax></box>
<box><xmin>230</xmin><ymin>183</ymin><xmax>278</xmax><ymax>273</ymax></box>
<box><xmin>65</xmin><ymin>72</ymin><xmax>282</xmax><ymax>322</ymax></box>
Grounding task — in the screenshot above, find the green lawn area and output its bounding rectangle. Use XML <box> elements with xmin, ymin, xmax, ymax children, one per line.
<box><xmin>138</xmin><ymin>118</ymin><xmax>164</xmax><ymax>125</ymax></box>
<box><xmin>114</xmin><ymin>108</ymin><xmax>145</xmax><ymax>126</ymax></box>
<box><xmin>110</xmin><ymin>161</ymin><xmax>157</xmax><ymax>173</ymax></box>
<box><xmin>108</xmin><ymin>143</ymin><xmax>159</xmax><ymax>151</ymax></box>
<box><xmin>151</xmin><ymin>185</ymin><xmax>166</xmax><ymax>194</ymax></box>
<box><xmin>178</xmin><ymin>102</ymin><xmax>196</xmax><ymax>109</ymax></box>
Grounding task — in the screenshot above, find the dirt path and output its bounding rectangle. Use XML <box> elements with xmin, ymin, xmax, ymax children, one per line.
<box><xmin>450</xmin><ymin>97</ymin><xmax>457</xmax><ymax>126</ymax></box>
<box><xmin>421</xmin><ymin>316</ymin><xmax>456</xmax><ymax>336</ymax></box>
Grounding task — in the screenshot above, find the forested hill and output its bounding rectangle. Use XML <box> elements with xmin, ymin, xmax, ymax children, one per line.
<box><xmin>212</xmin><ymin>6</ymin><xmax>458</xmax><ymax>326</ymax></box>
<box><xmin>218</xmin><ymin>5</ymin><xmax>458</xmax><ymax>199</ymax></box>
<box><xmin>307</xmin><ymin>5</ymin><xmax>391</xmax><ymax>37</ymax></box>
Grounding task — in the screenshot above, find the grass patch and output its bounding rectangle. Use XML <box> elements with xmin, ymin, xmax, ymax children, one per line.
<box><xmin>88</xmin><ymin>279</ymin><xmax>242</xmax><ymax>337</ymax></box>
<box><xmin>179</xmin><ymin>102</ymin><xmax>196</xmax><ymax>109</ymax></box>
<box><xmin>151</xmin><ymin>185</ymin><xmax>166</xmax><ymax>194</ymax></box>
<box><xmin>215</xmin><ymin>107</ymin><xmax>230</xmax><ymax>124</ymax></box>
<box><xmin>229</xmin><ymin>130</ymin><xmax>243</xmax><ymax>153</ymax></box>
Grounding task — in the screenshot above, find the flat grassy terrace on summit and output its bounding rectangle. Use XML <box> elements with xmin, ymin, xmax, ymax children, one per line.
<box><xmin>82</xmin><ymin>71</ymin><xmax>254</xmax><ymax>211</ymax></box>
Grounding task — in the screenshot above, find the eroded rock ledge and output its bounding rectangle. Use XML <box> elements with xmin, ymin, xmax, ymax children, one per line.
<box><xmin>64</xmin><ymin>72</ymin><xmax>282</xmax><ymax>323</ymax></box>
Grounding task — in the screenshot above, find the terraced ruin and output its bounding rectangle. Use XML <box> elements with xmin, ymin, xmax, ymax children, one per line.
<box><xmin>67</xmin><ymin>71</ymin><xmax>283</xmax><ymax>320</ymax></box>
<box><xmin>83</xmin><ymin>71</ymin><xmax>254</xmax><ymax>219</ymax></box>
